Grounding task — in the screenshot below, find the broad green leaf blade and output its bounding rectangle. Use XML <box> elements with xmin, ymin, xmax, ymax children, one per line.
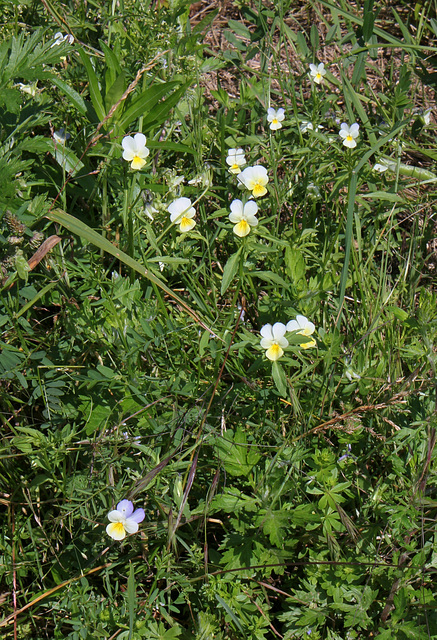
<box><xmin>51</xmin><ymin>77</ymin><xmax>96</xmax><ymax>121</ymax></box>
<box><xmin>119</xmin><ymin>81</ymin><xmax>179</xmax><ymax>130</ymax></box>
<box><xmin>141</xmin><ymin>82</ymin><xmax>192</xmax><ymax>129</ymax></box>
<box><xmin>221</xmin><ymin>248</ymin><xmax>242</xmax><ymax>295</ymax></box>
<box><xmin>79</xmin><ymin>48</ymin><xmax>106</xmax><ymax>122</ymax></box>
<box><xmin>272</xmin><ymin>361</ymin><xmax>288</xmax><ymax>397</ymax></box>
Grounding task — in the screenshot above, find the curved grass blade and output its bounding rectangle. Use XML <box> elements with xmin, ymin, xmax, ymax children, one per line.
<box><xmin>45</xmin><ymin>208</ymin><xmax>218</xmax><ymax>337</ymax></box>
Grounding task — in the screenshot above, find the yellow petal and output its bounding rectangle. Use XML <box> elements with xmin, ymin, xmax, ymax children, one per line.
<box><xmin>252</xmin><ymin>183</ymin><xmax>267</xmax><ymax>198</ymax></box>
<box><xmin>234</xmin><ymin>219</ymin><xmax>250</xmax><ymax>237</ymax></box>
<box><xmin>300</xmin><ymin>338</ymin><xmax>316</xmax><ymax>349</ymax></box>
<box><xmin>179</xmin><ymin>216</ymin><xmax>196</xmax><ymax>233</ymax></box>
<box><xmin>266</xmin><ymin>343</ymin><xmax>283</xmax><ymax>361</ymax></box>
<box><xmin>130</xmin><ymin>156</ymin><xmax>146</xmax><ymax>170</ymax></box>
<box><xmin>106</xmin><ymin>521</ymin><xmax>126</xmax><ymax>540</ymax></box>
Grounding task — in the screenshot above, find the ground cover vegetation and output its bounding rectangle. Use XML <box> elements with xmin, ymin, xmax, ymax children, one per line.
<box><xmin>1</xmin><ymin>0</ymin><xmax>437</xmax><ymax>638</ymax></box>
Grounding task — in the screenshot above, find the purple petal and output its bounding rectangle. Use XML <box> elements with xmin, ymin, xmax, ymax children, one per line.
<box><xmin>116</xmin><ymin>499</ymin><xmax>134</xmax><ymax>518</ymax></box>
<box><xmin>130</xmin><ymin>508</ymin><xmax>145</xmax><ymax>523</ymax></box>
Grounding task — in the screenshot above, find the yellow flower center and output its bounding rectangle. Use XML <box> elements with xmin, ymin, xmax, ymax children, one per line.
<box><xmin>346</xmin><ymin>135</ymin><xmax>353</xmax><ymax>143</ymax></box>
<box><xmin>112</xmin><ymin>522</ymin><xmax>126</xmax><ymax>536</ymax></box>
<box><xmin>316</xmin><ymin>73</ymin><xmax>322</xmax><ymax>81</ymax></box>
<box><xmin>268</xmin><ymin>343</ymin><xmax>282</xmax><ymax>360</ymax></box>
<box><xmin>231</xmin><ymin>163</ymin><xmax>241</xmax><ymax>173</ymax></box>
<box><xmin>235</xmin><ymin>219</ymin><xmax>250</xmax><ymax>237</ymax></box>
<box><xmin>131</xmin><ymin>155</ymin><xmax>146</xmax><ymax>170</ymax></box>
<box><xmin>252</xmin><ymin>182</ymin><xmax>267</xmax><ymax>197</ymax></box>
<box><xmin>272</xmin><ymin>118</ymin><xmax>278</xmax><ymax>125</ymax></box>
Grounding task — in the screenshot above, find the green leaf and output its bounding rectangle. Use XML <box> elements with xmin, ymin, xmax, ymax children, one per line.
<box><xmin>215</xmin><ymin>594</ymin><xmax>244</xmax><ymax>633</ymax></box>
<box><xmin>51</xmin><ymin>77</ymin><xmax>94</xmax><ymax>119</ymax></box>
<box><xmin>221</xmin><ymin>248</ymin><xmax>242</xmax><ymax>295</ymax></box>
<box><xmin>104</xmin><ymin>70</ymin><xmax>126</xmax><ymax>114</ymax></box>
<box><xmin>119</xmin><ymin>81</ymin><xmax>179</xmax><ymax>130</ymax></box>
<box><xmin>271</xmin><ymin>360</ymin><xmax>288</xmax><ymax>396</ymax></box>
<box><xmin>79</xmin><ymin>48</ymin><xmax>106</xmax><ymax>121</ymax></box>
<box><xmin>213</xmin><ymin>429</ymin><xmax>260</xmax><ymax>477</ymax></box>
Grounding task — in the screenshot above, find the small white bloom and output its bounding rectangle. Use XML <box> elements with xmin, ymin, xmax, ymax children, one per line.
<box><xmin>373</xmin><ymin>162</ymin><xmax>388</xmax><ymax>173</ymax></box>
<box><xmin>106</xmin><ymin>499</ymin><xmax>145</xmax><ymax>541</ymax></box>
<box><xmin>260</xmin><ymin>323</ymin><xmax>289</xmax><ymax>361</ymax></box>
<box><xmin>121</xmin><ymin>133</ymin><xmax>149</xmax><ymax>169</ymax></box>
<box><xmin>238</xmin><ymin>165</ymin><xmax>269</xmax><ymax>198</ymax></box>
<box><xmin>267</xmin><ymin>107</ymin><xmax>285</xmax><ymax>131</ymax></box>
<box><xmin>339</xmin><ymin>122</ymin><xmax>359</xmax><ymax>149</ymax></box>
<box><xmin>188</xmin><ymin>176</ymin><xmax>203</xmax><ymax>186</ymax></box>
<box><xmin>229</xmin><ymin>199</ymin><xmax>259</xmax><ymax>237</ymax></box>
<box><xmin>53</xmin><ymin>128</ymin><xmax>71</xmax><ymax>145</ymax></box>
<box><xmin>122</xmin><ymin>133</ymin><xmax>149</xmax><ymax>170</ymax></box>
<box><xmin>309</xmin><ymin>62</ymin><xmax>326</xmax><ymax>85</ymax></box>
<box><xmin>423</xmin><ymin>108</ymin><xmax>432</xmax><ymax>126</ymax></box>
<box><xmin>300</xmin><ymin>121</ymin><xmax>314</xmax><ymax>133</ymax></box>
<box><xmin>226</xmin><ymin>148</ymin><xmax>246</xmax><ymax>174</ymax></box>
<box><xmin>307</xmin><ymin>183</ymin><xmax>321</xmax><ymax>199</ymax></box>
<box><xmin>286</xmin><ymin>315</ymin><xmax>316</xmax><ymax>349</ymax></box>
<box><xmin>52</xmin><ymin>32</ymin><xmax>74</xmax><ymax>47</ymax></box>
<box><xmin>167</xmin><ymin>197</ymin><xmax>196</xmax><ymax>233</ymax></box>
<box><xmin>300</xmin><ymin>121</ymin><xmax>323</xmax><ymax>134</ymax></box>
<box><xmin>144</xmin><ymin>203</ymin><xmax>157</xmax><ymax>220</ymax></box>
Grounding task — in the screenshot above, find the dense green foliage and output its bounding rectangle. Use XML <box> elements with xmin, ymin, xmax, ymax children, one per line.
<box><xmin>1</xmin><ymin>0</ymin><xmax>437</xmax><ymax>638</ymax></box>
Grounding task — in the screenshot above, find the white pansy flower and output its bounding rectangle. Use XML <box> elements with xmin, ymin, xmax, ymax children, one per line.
<box><xmin>226</xmin><ymin>148</ymin><xmax>246</xmax><ymax>174</ymax></box>
<box><xmin>286</xmin><ymin>315</ymin><xmax>316</xmax><ymax>349</ymax></box>
<box><xmin>144</xmin><ymin>203</ymin><xmax>157</xmax><ymax>220</ymax></box>
<box><xmin>309</xmin><ymin>62</ymin><xmax>326</xmax><ymax>84</ymax></box>
<box><xmin>307</xmin><ymin>183</ymin><xmax>321</xmax><ymax>199</ymax></box>
<box><xmin>52</xmin><ymin>32</ymin><xmax>74</xmax><ymax>47</ymax></box>
<box><xmin>373</xmin><ymin>162</ymin><xmax>388</xmax><ymax>173</ymax></box>
<box><xmin>260</xmin><ymin>323</ymin><xmax>289</xmax><ymax>361</ymax></box>
<box><xmin>267</xmin><ymin>107</ymin><xmax>285</xmax><ymax>131</ymax></box>
<box><xmin>238</xmin><ymin>165</ymin><xmax>269</xmax><ymax>198</ymax></box>
<box><xmin>168</xmin><ymin>197</ymin><xmax>196</xmax><ymax>233</ymax></box>
<box><xmin>53</xmin><ymin>128</ymin><xmax>71</xmax><ymax>145</ymax></box>
<box><xmin>229</xmin><ymin>199</ymin><xmax>259</xmax><ymax>237</ymax></box>
<box><xmin>122</xmin><ymin>133</ymin><xmax>149</xmax><ymax>170</ymax></box>
<box><xmin>106</xmin><ymin>499</ymin><xmax>145</xmax><ymax>541</ymax></box>
<box><xmin>339</xmin><ymin>122</ymin><xmax>359</xmax><ymax>149</ymax></box>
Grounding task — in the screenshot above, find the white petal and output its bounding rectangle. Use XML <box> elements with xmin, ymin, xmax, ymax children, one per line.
<box><xmin>229</xmin><ymin>199</ymin><xmax>244</xmax><ymax>220</ymax></box>
<box><xmin>272</xmin><ymin>322</ymin><xmax>287</xmax><ymax>340</ymax></box>
<box><xmin>133</xmin><ymin>133</ymin><xmax>146</xmax><ymax>149</ymax></box>
<box><xmin>244</xmin><ymin>200</ymin><xmax>258</xmax><ymax>217</ymax></box>
<box><xmin>107</xmin><ymin>510</ymin><xmax>124</xmax><ymax>523</ymax></box>
<box><xmin>124</xmin><ymin>518</ymin><xmax>140</xmax><ymax>534</ymax></box>
<box><xmin>260</xmin><ymin>324</ymin><xmax>273</xmax><ymax>340</ymax></box>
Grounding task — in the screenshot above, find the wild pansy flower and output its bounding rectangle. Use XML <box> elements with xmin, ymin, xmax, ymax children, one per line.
<box><xmin>300</xmin><ymin>121</ymin><xmax>323</xmax><ymax>134</ymax></box>
<box><xmin>122</xmin><ymin>133</ymin><xmax>149</xmax><ymax>170</ymax></box>
<box><xmin>373</xmin><ymin>161</ymin><xmax>389</xmax><ymax>173</ymax></box>
<box><xmin>226</xmin><ymin>148</ymin><xmax>246</xmax><ymax>174</ymax></box>
<box><xmin>168</xmin><ymin>197</ymin><xmax>196</xmax><ymax>233</ymax></box>
<box><xmin>267</xmin><ymin>107</ymin><xmax>285</xmax><ymax>131</ymax></box>
<box><xmin>53</xmin><ymin>128</ymin><xmax>70</xmax><ymax>145</ymax></box>
<box><xmin>52</xmin><ymin>32</ymin><xmax>74</xmax><ymax>46</ymax></box>
<box><xmin>260</xmin><ymin>323</ymin><xmax>288</xmax><ymax>361</ymax></box>
<box><xmin>309</xmin><ymin>62</ymin><xmax>326</xmax><ymax>84</ymax></box>
<box><xmin>229</xmin><ymin>199</ymin><xmax>259</xmax><ymax>237</ymax></box>
<box><xmin>144</xmin><ymin>203</ymin><xmax>157</xmax><ymax>220</ymax></box>
<box><xmin>339</xmin><ymin>122</ymin><xmax>359</xmax><ymax>149</ymax></box>
<box><xmin>238</xmin><ymin>165</ymin><xmax>269</xmax><ymax>198</ymax></box>
<box><xmin>307</xmin><ymin>183</ymin><xmax>321</xmax><ymax>199</ymax></box>
<box><xmin>106</xmin><ymin>499</ymin><xmax>145</xmax><ymax>541</ymax></box>
<box><xmin>286</xmin><ymin>315</ymin><xmax>316</xmax><ymax>349</ymax></box>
